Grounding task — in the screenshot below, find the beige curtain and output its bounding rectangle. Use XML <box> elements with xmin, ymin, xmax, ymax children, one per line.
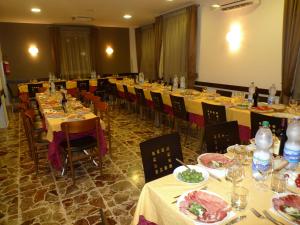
<box><xmin>282</xmin><ymin>0</ymin><xmax>300</xmax><ymax>102</ymax></box>
<box><xmin>140</xmin><ymin>25</ymin><xmax>155</xmax><ymax>81</ymax></box>
<box><xmin>162</xmin><ymin>9</ymin><xmax>188</xmax><ymax>82</ymax></box>
<box><xmin>49</xmin><ymin>27</ymin><xmax>61</xmax><ymax>77</ymax></box>
<box><xmin>135</xmin><ymin>28</ymin><xmax>142</xmax><ymax>72</ymax></box>
<box><xmin>186</xmin><ymin>5</ymin><xmax>198</xmax><ymax>88</ymax></box>
<box><xmin>293</xmin><ymin>49</ymin><xmax>300</xmax><ymax>99</ymax></box>
<box><xmin>154</xmin><ymin>16</ymin><xmax>163</xmax><ymax>79</ymax></box>
<box><xmin>60</xmin><ymin>27</ymin><xmax>92</xmax><ymax>79</ymax></box>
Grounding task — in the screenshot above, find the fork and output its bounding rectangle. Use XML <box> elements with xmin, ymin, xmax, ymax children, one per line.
<box><xmin>250</xmin><ymin>208</ymin><xmax>265</xmax><ymax>219</ymax></box>
<box><xmin>262</xmin><ymin>210</ymin><xmax>285</xmax><ymax>225</ymax></box>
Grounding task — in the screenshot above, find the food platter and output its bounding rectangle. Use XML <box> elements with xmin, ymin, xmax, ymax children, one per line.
<box><xmin>272</xmin><ymin>193</ymin><xmax>300</xmax><ymax>225</ymax></box>
<box><xmin>177</xmin><ymin>190</ymin><xmax>234</xmax><ymax>225</ymax></box>
<box><xmin>251</xmin><ymin>106</ymin><xmax>274</xmax><ymax>113</ymax></box>
<box><xmin>173</xmin><ymin>165</ymin><xmax>209</xmax><ymax>185</ymax></box>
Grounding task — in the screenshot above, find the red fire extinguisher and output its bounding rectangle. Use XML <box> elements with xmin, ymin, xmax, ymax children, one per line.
<box><xmin>3</xmin><ymin>60</ymin><xmax>10</xmax><ymax>75</ymax></box>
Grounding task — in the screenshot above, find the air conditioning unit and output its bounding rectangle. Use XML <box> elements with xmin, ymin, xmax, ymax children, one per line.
<box><xmin>218</xmin><ymin>0</ymin><xmax>260</xmax><ymax>11</ymax></box>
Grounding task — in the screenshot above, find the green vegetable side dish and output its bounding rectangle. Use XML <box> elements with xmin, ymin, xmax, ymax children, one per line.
<box><xmin>188</xmin><ymin>202</ymin><xmax>206</xmax><ymax>216</ymax></box>
<box><xmin>178</xmin><ymin>169</ymin><xmax>204</xmax><ymax>183</ymax></box>
<box><xmin>283</xmin><ymin>206</ymin><xmax>300</xmax><ymax>220</ymax></box>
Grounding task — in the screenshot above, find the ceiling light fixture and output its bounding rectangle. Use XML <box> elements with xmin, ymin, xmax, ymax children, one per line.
<box><xmin>166</xmin><ymin>0</ymin><xmax>174</xmax><ymax>2</ymax></box>
<box><xmin>28</xmin><ymin>45</ymin><xmax>39</xmax><ymax>57</ymax></box>
<box><xmin>123</xmin><ymin>14</ymin><xmax>132</xmax><ymax>19</ymax></box>
<box><xmin>31</xmin><ymin>8</ymin><xmax>41</xmax><ymax>13</ymax></box>
<box><xmin>211</xmin><ymin>4</ymin><xmax>221</xmax><ymax>8</ymax></box>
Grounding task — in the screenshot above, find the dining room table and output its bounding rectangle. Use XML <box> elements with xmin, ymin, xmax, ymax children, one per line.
<box><xmin>110</xmin><ymin>78</ymin><xmax>300</xmax><ymax>143</ymax></box>
<box><xmin>35</xmin><ymin>91</ymin><xmax>107</xmax><ymax>171</ymax></box>
<box><xmin>132</xmin><ymin>152</ymin><xmax>298</xmax><ymax>225</ymax></box>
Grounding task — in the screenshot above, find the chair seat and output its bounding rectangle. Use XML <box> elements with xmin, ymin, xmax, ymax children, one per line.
<box><xmin>60</xmin><ymin>136</ymin><xmax>97</xmax><ymax>152</ymax></box>
<box><xmin>35</xmin><ymin>132</ymin><xmax>49</xmax><ymax>144</ymax></box>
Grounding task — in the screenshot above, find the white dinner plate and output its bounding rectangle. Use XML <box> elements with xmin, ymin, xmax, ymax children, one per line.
<box><xmin>177</xmin><ymin>189</ymin><xmax>235</xmax><ymax>225</ymax></box>
<box><xmin>173</xmin><ymin>165</ymin><xmax>209</xmax><ymax>185</ymax></box>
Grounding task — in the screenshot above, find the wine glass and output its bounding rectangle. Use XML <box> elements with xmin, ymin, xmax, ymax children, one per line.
<box><xmin>289</xmin><ymin>98</ymin><xmax>298</xmax><ymax>113</ymax></box>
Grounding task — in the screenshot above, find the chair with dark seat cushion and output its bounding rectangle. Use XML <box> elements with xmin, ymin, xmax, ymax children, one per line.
<box><xmin>216</xmin><ymin>89</ymin><xmax>232</xmax><ymax>97</ymax></box>
<box><xmin>250</xmin><ymin>112</ymin><xmax>284</xmax><ymax>138</ymax></box>
<box><xmin>123</xmin><ymin>84</ymin><xmax>134</xmax><ymax>112</ymax></box>
<box><xmin>60</xmin><ymin>117</ymin><xmax>102</xmax><ymax>184</ymax></box>
<box><xmin>202</xmin><ymin>102</ymin><xmax>227</xmax><ymax>126</ymax></box>
<box><xmin>77</xmin><ymin>80</ymin><xmax>90</xmax><ymax>91</ymax></box>
<box><xmin>54</xmin><ymin>81</ymin><xmax>66</xmax><ymax>90</ymax></box>
<box><xmin>205</xmin><ymin>121</ymin><xmax>241</xmax><ymax>154</ymax></box>
<box><xmin>28</xmin><ymin>83</ymin><xmax>43</xmax><ymax>98</ymax></box>
<box><xmin>135</xmin><ymin>87</ymin><xmax>148</xmax><ymax>118</ymax></box>
<box><xmin>151</xmin><ymin>91</ymin><xmax>169</xmax><ymax>128</ymax></box>
<box><xmin>170</xmin><ymin>95</ymin><xmax>190</xmax><ymax>143</ymax></box>
<box><xmin>140</xmin><ymin>132</ymin><xmax>183</xmax><ymax>183</ymax></box>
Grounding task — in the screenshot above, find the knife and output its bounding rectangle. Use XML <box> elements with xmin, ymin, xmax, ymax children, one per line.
<box><xmin>225</xmin><ymin>215</ymin><xmax>246</xmax><ymax>225</ymax></box>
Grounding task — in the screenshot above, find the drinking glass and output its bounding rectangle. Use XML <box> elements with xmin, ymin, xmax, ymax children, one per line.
<box><xmin>231</xmin><ymin>186</ymin><xmax>249</xmax><ymax>210</ymax></box>
<box><xmin>226</xmin><ymin>162</ymin><xmax>245</xmax><ymax>183</ymax></box>
<box><xmin>289</xmin><ymin>99</ymin><xmax>298</xmax><ymax>113</ymax></box>
<box><xmin>271</xmin><ymin>172</ymin><xmax>286</xmax><ymax>193</ymax></box>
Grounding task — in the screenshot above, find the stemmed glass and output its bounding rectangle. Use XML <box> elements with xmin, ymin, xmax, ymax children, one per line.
<box><xmin>289</xmin><ymin>98</ymin><xmax>298</xmax><ymax>113</ymax></box>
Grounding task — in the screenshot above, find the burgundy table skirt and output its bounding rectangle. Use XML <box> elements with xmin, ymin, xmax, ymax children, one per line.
<box><xmin>48</xmin><ymin>128</ymin><xmax>107</xmax><ymax>170</ymax></box>
<box><xmin>138</xmin><ymin>216</ymin><xmax>157</xmax><ymax>225</ymax></box>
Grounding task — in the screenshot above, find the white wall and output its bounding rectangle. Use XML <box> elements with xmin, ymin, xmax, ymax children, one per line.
<box><xmin>196</xmin><ymin>0</ymin><xmax>284</xmax><ymax>89</ymax></box>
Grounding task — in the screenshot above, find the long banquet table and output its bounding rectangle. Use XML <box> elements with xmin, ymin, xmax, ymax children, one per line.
<box><xmin>132</xmin><ymin>162</ymin><xmax>291</xmax><ymax>225</ymax></box>
<box><xmin>36</xmin><ymin>92</ymin><xmax>107</xmax><ymax>170</ymax></box>
<box><xmin>110</xmin><ymin>79</ymin><xmax>299</xmax><ymax>142</ymax></box>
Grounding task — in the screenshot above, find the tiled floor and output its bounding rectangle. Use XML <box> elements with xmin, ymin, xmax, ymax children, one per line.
<box><xmin>0</xmin><ymin>109</ymin><xmax>202</xmax><ymax>225</ymax></box>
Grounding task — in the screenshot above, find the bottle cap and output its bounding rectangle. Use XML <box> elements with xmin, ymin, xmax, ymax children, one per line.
<box><xmin>262</xmin><ymin>121</ymin><xmax>270</xmax><ymax>127</ymax></box>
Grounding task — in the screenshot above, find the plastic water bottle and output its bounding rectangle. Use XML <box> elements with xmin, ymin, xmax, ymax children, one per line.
<box><xmin>252</xmin><ymin>121</ymin><xmax>273</xmax><ymax>181</ymax></box>
<box><xmin>248</xmin><ymin>82</ymin><xmax>255</xmax><ymax>104</ymax></box>
<box><xmin>267</xmin><ymin>84</ymin><xmax>276</xmax><ymax>105</ymax></box>
<box><xmin>283</xmin><ymin>117</ymin><xmax>300</xmax><ymax>170</ymax></box>
<box><xmin>173</xmin><ymin>75</ymin><xmax>178</xmax><ymax>90</ymax></box>
<box><xmin>180</xmin><ymin>76</ymin><xmax>186</xmax><ymax>89</ymax></box>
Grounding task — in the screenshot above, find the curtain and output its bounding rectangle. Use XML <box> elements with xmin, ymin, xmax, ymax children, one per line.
<box><xmin>282</xmin><ymin>0</ymin><xmax>300</xmax><ymax>103</ymax></box>
<box><xmin>135</xmin><ymin>28</ymin><xmax>142</xmax><ymax>72</ymax></box>
<box><xmin>49</xmin><ymin>27</ymin><xmax>61</xmax><ymax>77</ymax></box>
<box><xmin>293</xmin><ymin>49</ymin><xmax>300</xmax><ymax>99</ymax></box>
<box><xmin>186</xmin><ymin>5</ymin><xmax>198</xmax><ymax>88</ymax></box>
<box><xmin>60</xmin><ymin>27</ymin><xmax>92</xmax><ymax>79</ymax></box>
<box><xmin>154</xmin><ymin>16</ymin><xmax>163</xmax><ymax>79</ymax></box>
<box><xmin>140</xmin><ymin>26</ymin><xmax>155</xmax><ymax>81</ymax></box>
<box><xmin>162</xmin><ymin>9</ymin><xmax>188</xmax><ymax>82</ymax></box>
<box><xmin>90</xmin><ymin>27</ymin><xmax>98</xmax><ymax>72</ymax></box>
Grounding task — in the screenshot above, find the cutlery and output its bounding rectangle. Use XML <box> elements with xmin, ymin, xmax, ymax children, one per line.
<box><xmin>175</xmin><ymin>158</ymin><xmax>191</xmax><ymax>170</ymax></box>
<box><xmin>225</xmin><ymin>215</ymin><xmax>246</xmax><ymax>225</ymax></box>
<box><xmin>250</xmin><ymin>208</ymin><xmax>265</xmax><ymax>219</ymax></box>
<box><xmin>207</xmin><ymin>171</ymin><xmax>222</xmax><ymax>182</ymax></box>
<box><xmin>262</xmin><ymin>210</ymin><xmax>285</xmax><ymax>225</ymax></box>
<box><xmin>171</xmin><ymin>186</ymin><xmax>207</xmax><ymax>204</ymax></box>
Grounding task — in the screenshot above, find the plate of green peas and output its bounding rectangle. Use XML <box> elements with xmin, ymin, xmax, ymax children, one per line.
<box><xmin>174</xmin><ymin>165</ymin><xmax>209</xmax><ymax>184</ymax></box>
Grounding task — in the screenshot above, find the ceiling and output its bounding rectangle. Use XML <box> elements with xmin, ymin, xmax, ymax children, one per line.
<box><xmin>0</xmin><ymin>0</ymin><xmax>219</xmax><ymax>27</ymax></box>
<box><xmin>0</xmin><ymin>0</ymin><xmax>204</xmax><ymax>27</ymax></box>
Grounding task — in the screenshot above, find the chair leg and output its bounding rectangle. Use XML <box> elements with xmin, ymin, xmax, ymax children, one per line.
<box><xmin>34</xmin><ymin>147</ymin><xmax>39</xmax><ymax>175</ymax></box>
<box><xmin>68</xmin><ymin>154</ymin><xmax>75</xmax><ymax>185</ymax></box>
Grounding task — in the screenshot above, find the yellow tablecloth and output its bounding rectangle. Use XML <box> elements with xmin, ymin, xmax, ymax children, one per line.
<box><xmin>132</xmin><ymin>165</ymin><xmax>288</xmax><ymax>225</ymax></box>
<box><xmin>66</xmin><ymin>80</ymin><xmax>77</xmax><ymax>89</ymax></box>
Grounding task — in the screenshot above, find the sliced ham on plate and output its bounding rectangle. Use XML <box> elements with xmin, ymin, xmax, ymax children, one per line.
<box><xmin>178</xmin><ymin>190</ymin><xmax>231</xmax><ymax>224</ymax></box>
<box><xmin>198</xmin><ymin>153</ymin><xmax>232</xmax><ymax>169</ymax></box>
<box><xmin>272</xmin><ymin>194</ymin><xmax>300</xmax><ymax>225</ymax></box>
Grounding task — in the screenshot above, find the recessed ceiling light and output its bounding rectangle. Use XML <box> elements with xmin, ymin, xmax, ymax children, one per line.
<box><xmin>166</xmin><ymin>0</ymin><xmax>174</xmax><ymax>2</ymax></box>
<box><xmin>123</xmin><ymin>14</ymin><xmax>132</xmax><ymax>19</ymax></box>
<box><xmin>31</xmin><ymin>8</ymin><xmax>41</xmax><ymax>13</ymax></box>
<box><xmin>211</xmin><ymin>4</ymin><xmax>221</xmax><ymax>8</ymax></box>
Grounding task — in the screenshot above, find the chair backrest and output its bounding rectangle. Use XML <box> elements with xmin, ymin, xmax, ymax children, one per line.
<box><xmin>202</xmin><ymin>102</ymin><xmax>226</xmax><ymax>126</ymax></box>
<box><xmin>134</xmin><ymin>87</ymin><xmax>146</xmax><ymax>105</ymax></box>
<box><xmin>140</xmin><ymin>132</ymin><xmax>183</xmax><ymax>183</ymax></box>
<box><xmin>54</xmin><ymin>81</ymin><xmax>66</xmax><ymax>90</ymax></box>
<box><xmin>28</xmin><ymin>83</ymin><xmax>43</xmax><ymax>98</ymax></box>
<box><xmin>250</xmin><ymin>112</ymin><xmax>284</xmax><ymax>138</ymax></box>
<box><xmin>109</xmin><ymin>83</ymin><xmax>119</xmax><ymax>97</ymax></box>
<box><xmin>216</xmin><ymin>90</ymin><xmax>232</xmax><ymax>97</ymax></box>
<box><xmin>123</xmin><ymin>85</ymin><xmax>130</xmax><ymax>100</ymax></box>
<box><xmin>61</xmin><ymin>117</ymin><xmax>99</xmax><ymax>134</ymax></box>
<box><xmin>170</xmin><ymin>95</ymin><xmax>188</xmax><ymax>121</ymax></box>
<box><xmin>150</xmin><ymin>91</ymin><xmax>164</xmax><ymax>112</ymax></box>
<box><xmin>205</xmin><ymin>121</ymin><xmax>241</xmax><ymax>154</ymax></box>
<box><xmin>77</xmin><ymin>80</ymin><xmax>90</xmax><ymax>91</ymax></box>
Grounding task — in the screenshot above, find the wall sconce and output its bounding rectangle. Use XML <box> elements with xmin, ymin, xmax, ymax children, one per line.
<box><xmin>28</xmin><ymin>45</ymin><xmax>39</xmax><ymax>57</ymax></box>
<box><xmin>226</xmin><ymin>23</ymin><xmax>242</xmax><ymax>52</ymax></box>
<box><xmin>105</xmin><ymin>46</ymin><xmax>114</xmax><ymax>56</ymax></box>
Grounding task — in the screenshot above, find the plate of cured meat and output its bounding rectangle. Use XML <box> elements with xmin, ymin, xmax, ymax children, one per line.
<box><xmin>177</xmin><ymin>190</ymin><xmax>234</xmax><ymax>224</ymax></box>
<box><xmin>272</xmin><ymin>193</ymin><xmax>300</xmax><ymax>225</ymax></box>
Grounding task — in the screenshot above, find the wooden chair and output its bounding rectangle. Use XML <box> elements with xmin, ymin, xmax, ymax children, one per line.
<box><xmin>216</xmin><ymin>89</ymin><xmax>232</xmax><ymax>97</ymax></box>
<box><xmin>134</xmin><ymin>87</ymin><xmax>148</xmax><ymax>119</ymax></box>
<box><xmin>94</xmin><ymin>101</ymin><xmax>111</xmax><ymax>157</ymax></box>
<box><xmin>250</xmin><ymin>112</ymin><xmax>284</xmax><ymax>138</ymax></box>
<box><xmin>54</xmin><ymin>81</ymin><xmax>66</xmax><ymax>90</ymax></box>
<box><xmin>139</xmin><ymin>132</ymin><xmax>183</xmax><ymax>183</ymax></box>
<box><xmin>202</xmin><ymin>102</ymin><xmax>227</xmax><ymax>126</ymax></box>
<box><xmin>60</xmin><ymin>117</ymin><xmax>102</xmax><ymax>185</ymax></box>
<box><xmin>150</xmin><ymin>91</ymin><xmax>168</xmax><ymax>128</ymax></box>
<box><xmin>77</xmin><ymin>80</ymin><xmax>90</xmax><ymax>92</ymax></box>
<box><xmin>205</xmin><ymin>121</ymin><xmax>241</xmax><ymax>154</ymax></box>
<box><xmin>23</xmin><ymin>110</ymin><xmax>49</xmax><ymax>173</ymax></box>
<box><xmin>99</xmin><ymin>209</ymin><xmax>109</xmax><ymax>225</ymax></box>
<box><xmin>28</xmin><ymin>83</ymin><xmax>43</xmax><ymax>98</ymax></box>
<box><xmin>38</xmin><ymin>86</ymin><xmax>48</xmax><ymax>93</ymax></box>
<box><xmin>123</xmin><ymin>84</ymin><xmax>134</xmax><ymax>112</ymax></box>
<box><xmin>170</xmin><ymin>95</ymin><xmax>190</xmax><ymax>143</ymax></box>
